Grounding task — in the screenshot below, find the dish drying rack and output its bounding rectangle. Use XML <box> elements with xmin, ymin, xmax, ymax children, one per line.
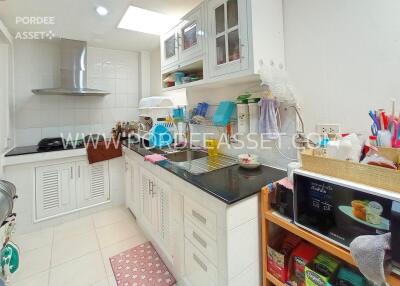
<box><xmin>188</xmin><ymin>104</ymin><xmax>237</xmax><ymax>127</ymax></box>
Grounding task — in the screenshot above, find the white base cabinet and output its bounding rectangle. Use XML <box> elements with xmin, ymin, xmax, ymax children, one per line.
<box><xmin>76</xmin><ymin>160</ymin><xmax>110</xmax><ymax>209</ymax></box>
<box><xmin>35</xmin><ymin>160</ymin><xmax>110</xmax><ymax>221</ymax></box>
<box><xmin>35</xmin><ymin>163</ymin><xmax>77</xmax><ymax>220</ymax></box>
<box><xmin>124</xmin><ymin>156</ymin><xmax>139</xmax><ymax>216</ymax></box>
<box><xmin>123</xmin><ymin>147</ymin><xmax>262</xmax><ymax>286</ymax></box>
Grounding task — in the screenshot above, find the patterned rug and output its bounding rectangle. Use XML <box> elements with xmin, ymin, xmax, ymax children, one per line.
<box><xmin>110</xmin><ymin>241</ymin><xmax>176</xmax><ymax>286</ymax></box>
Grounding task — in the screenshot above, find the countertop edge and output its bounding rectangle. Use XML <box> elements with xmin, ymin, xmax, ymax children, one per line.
<box><xmin>2</xmin><ymin>148</ymin><xmax>87</xmax><ymax>167</ymax></box>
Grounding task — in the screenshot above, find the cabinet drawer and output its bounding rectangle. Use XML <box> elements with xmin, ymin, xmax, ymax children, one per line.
<box><xmin>184</xmin><ymin>197</ymin><xmax>217</xmax><ymax>240</ymax></box>
<box><xmin>184</xmin><ymin>218</ymin><xmax>217</xmax><ymax>266</ymax></box>
<box><xmin>185</xmin><ymin>239</ymin><xmax>217</xmax><ymax>286</ymax></box>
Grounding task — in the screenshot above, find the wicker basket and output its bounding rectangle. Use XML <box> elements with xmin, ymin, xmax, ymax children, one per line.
<box><xmin>300</xmin><ymin>148</ymin><xmax>400</xmax><ymax>193</ymax></box>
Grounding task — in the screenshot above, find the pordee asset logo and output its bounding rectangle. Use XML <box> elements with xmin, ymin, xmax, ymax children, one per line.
<box><xmin>14</xmin><ymin>16</ymin><xmax>56</xmax><ymax>40</ymax></box>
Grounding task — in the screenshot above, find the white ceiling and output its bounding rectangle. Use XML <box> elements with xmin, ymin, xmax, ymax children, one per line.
<box><xmin>0</xmin><ymin>0</ymin><xmax>202</xmax><ymax>51</ymax></box>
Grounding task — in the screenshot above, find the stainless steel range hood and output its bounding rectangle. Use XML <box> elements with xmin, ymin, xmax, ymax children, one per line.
<box><xmin>32</xmin><ymin>39</ymin><xmax>109</xmax><ymax>96</ymax></box>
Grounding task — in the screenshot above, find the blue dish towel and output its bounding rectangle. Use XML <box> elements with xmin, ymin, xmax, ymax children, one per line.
<box><xmin>259</xmin><ymin>98</ymin><xmax>279</xmax><ymax>139</ymax></box>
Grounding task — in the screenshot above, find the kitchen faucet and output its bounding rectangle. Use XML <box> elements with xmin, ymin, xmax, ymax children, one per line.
<box><xmin>185</xmin><ymin>121</ymin><xmax>191</xmax><ymax>149</ymax></box>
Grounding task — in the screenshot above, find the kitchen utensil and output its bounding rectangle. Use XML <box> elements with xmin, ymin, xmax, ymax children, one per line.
<box><xmin>213</xmin><ymin>101</ymin><xmax>235</xmax><ymax>127</ymax></box>
<box><xmin>388</xmin><ymin>119</ymin><xmax>400</xmax><ymax>148</ymax></box>
<box><xmin>371</xmin><ymin>123</ymin><xmax>378</xmax><ymax>136</ymax></box>
<box><xmin>369</xmin><ymin>111</ymin><xmax>381</xmax><ymax>131</ymax></box>
<box><xmin>205</xmin><ymin>139</ymin><xmax>218</xmax><ymax>157</ymax></box>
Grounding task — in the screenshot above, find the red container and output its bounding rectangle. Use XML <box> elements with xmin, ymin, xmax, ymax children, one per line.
<box><xmin>289</xmin><ymin>242</ymin><xmax>320</xmax><ymax>285</ymax></box>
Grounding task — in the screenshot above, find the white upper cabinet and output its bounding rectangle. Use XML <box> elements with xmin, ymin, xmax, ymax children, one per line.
<box><xmin>178</xmin><ymin>4</ymin><xmax>205</xmax><ymax>64</ymax></box>
<box><xmin>161</xmin><ymin>28</ymin><xmax>179</xmax><ymax>69</ymax></box>
<box><xmin>76</xmin><ymin>160</ymin><xmax>110</xmax><ymax>209</ymax></box>
<box><xmin>159</xmin><ymin>0</ymin><xmax>284</xmax><ymax>88</ymax></box>
<box><xmin>161</xmin><ymin>4</ymin><xmax>205</xmax><ymax>71</ymax></box>
<box><xmin>207</xmin><ymin>0</ymin><xmax>249</xmax><ymax>78</ymax></box>
<box><xmin>35</xmin><ymin>163</ymin><xmax>77</xmax><ymax>220</ymax></box>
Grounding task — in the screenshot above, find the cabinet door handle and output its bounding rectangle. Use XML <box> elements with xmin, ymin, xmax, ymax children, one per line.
<box><xmin>193</xmin><ymin>254</ymin><xmax>207</xmax><ymax>272</ymax></box>
<box><xmin>193</xmin><ymin>231</ymin><xmax>207</xmax><ymax>248</ymax></box>
<box><xmin>78</xmin><ymin>166</ymin><xmax>81</xmax><ymax>178</ymax></box>
<box><xmin>192</xmin><ymin>210</ymin><xmax>207</xmax><ymax>225</ymax></box>
<box><xmin>70</xmin><ymin>167</ymin><xmax>73</xmax><ymax>179</ymax></box>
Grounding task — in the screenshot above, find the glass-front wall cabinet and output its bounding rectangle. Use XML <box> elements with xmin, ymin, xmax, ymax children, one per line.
<box><xmin>208</xmin><ymin>0</ymin><xmax>248</xmax><ymax>77</ymax></box>
<box><xmin>178</xmin><ymin>4</ymin><xmax>204</xmax><ymax>64</ymax></box>
<box><xmin>161</xmin><ymin>29</ymin><xmax>179</xmax><ymax>69</ymax></box>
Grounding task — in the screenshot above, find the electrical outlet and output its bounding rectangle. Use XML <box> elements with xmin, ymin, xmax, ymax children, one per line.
<box><xmin>316</xmin><ymin>124</ymin><xmax>341</xmax><ymax>135</ymax></box>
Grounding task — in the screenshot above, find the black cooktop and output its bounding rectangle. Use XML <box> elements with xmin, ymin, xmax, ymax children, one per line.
<box><xmin>4</xmin><ymin>144</ymin><xmax>85</xmax><ymax>157</ymax></box>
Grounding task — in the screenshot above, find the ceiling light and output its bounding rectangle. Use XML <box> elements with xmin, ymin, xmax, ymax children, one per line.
<box><xmin>96</xmin><ymin>6</ymin><xmax>108</xmax><ymax>16</ymax></box>
<box><xmin>118</xmin><ymin>6</ymin><xmax>181</xmax><ymax>35</ymax></box>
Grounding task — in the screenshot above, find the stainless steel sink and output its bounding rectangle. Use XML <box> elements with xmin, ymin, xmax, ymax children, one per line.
<box><xmin>164</xmin><ymin>150</ymin><xmax>209</xmax><ymax>162</ymax></box>
<box><xmin>149</xmin><ymin>148</ymin><xmax>167</xmax><ymax>155</ymax></box>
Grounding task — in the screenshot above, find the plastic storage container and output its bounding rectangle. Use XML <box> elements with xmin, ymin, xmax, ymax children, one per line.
<box><xmin>248</xmin><ymin>98</ymin><xmax>260</xmax><ymax>133</ymax></box>
<box><xmin>175</xmin><ymin>72</ymin><xmax>185</xmax><ymax>85</ymax></box>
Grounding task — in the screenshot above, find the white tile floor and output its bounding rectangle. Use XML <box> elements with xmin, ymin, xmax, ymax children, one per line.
<box><xmin>10</xmin><ymin>207</ymin><xmax>147</xmax><ymax>286</ymax></box>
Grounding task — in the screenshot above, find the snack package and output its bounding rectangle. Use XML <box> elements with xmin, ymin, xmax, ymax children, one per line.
<box><xmin>304</xmin><ymin>253</ymin><xmax>340</xmax><ymax>286</ymax></box>
<box><xmin>267</xmin><ymin>232</ymin><xmax>302</xmax><ymax>283</ymax></box>
<box><xmin>289</xmin><ymin>242</ymin><xmax>320</xmax><ymax>285</ymax></box>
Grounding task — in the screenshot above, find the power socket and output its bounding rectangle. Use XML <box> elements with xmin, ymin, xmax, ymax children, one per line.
<box><xmin>316</xmin><ymin>124</ymin><xmax>341</xmax><ymax>135</ymax></box>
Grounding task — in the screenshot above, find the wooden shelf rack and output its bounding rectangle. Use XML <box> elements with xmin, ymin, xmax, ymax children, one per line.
<box><xmin>261</xmin><ymin>186</ymin><xmax>399</xmax><ymax>286</ymax></box>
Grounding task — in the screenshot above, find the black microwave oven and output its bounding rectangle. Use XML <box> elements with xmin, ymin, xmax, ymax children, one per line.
<box><xmin>293</xmin><ymin>169</ymin><xmax>400</xmax><ymax>254</ymax></box>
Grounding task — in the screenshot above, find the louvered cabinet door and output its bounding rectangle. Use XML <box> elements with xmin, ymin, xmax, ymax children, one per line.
<box><xmin>76</xmin><ymin>160</ymin><xmax>110</xmax><ymax>208</ymax></box>
<box><xmin>140</xmin><ymin>168</ymin><xmax>154</xmax><ymax>230</ymax></box>
<box><xmin>35</xmin><ymin>163</ymin><xmax>77</xmax><ymax>220</ymax></box>
<box><xmin>155</xmin><ymin>178</ymin><xmax>172</xmax><ymax>252</ymax></box>
<box><xmin>125</xmin><ymin>157</ymin><xmax>139</xmax><ymax>216</ymax></box>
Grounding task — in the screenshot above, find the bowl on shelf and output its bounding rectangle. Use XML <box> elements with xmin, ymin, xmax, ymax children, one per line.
<box><xmin>182</xmin><ymin>77</ymin><xmax>192</xmax><ymax>84</ymax></box>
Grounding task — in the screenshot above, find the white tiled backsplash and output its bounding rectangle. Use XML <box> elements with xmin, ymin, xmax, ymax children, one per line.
<box><xmin>14</xmin><ymin>40</ymin><xmax>140</xmax><ymax>146</ymax></box>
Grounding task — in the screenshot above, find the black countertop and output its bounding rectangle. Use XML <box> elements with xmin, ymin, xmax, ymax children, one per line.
<box><xmin>5</xmin><ymin>140</ymin><xmax>286</xmax><ymax>204</ymax></box>
<box><xmin>4</xmin><ymin>145</ymin><xmax>85</xmax><ymax>157</ymax></box>
<box><xmin>122</xmin><ymin>141</ymin><xmax>286</xmax><ymax>205</ymax></box>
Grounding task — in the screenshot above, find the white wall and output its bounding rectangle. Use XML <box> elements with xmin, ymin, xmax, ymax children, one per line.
<box><xmin>150</xmin><ymin>47</ymin><xmax>162</xmax><ymax>97</ymax></box>
<box><xmin>0</xmin><ymin>44</ymin><xmax>8</xmax><ymax>153</ymax></box>
<box><xmin>13</xmin><ymin>40</ymin><xmax>140</xmax><ymax>146</ymax></box>
<box><xmin>139</xmin><ymin>51</ymin><xmax>151</xmax><ymax>98</ymax></box>
<box><xmin>283</xmin><ymin>0</ymin><xmax>400</xmax><ymax>135</ymax></box>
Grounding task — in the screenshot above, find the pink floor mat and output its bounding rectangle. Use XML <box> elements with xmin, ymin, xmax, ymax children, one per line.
<box><xmin>110</xmin><ymin>241</ymin><xmax>176</xmax><ymax>286</ymax></box>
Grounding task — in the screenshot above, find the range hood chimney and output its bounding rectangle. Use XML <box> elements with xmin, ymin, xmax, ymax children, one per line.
<box><xmin>32</xmin><ymin>39</ymin><xmax>109</xmax><ymax>96</ymax></box>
